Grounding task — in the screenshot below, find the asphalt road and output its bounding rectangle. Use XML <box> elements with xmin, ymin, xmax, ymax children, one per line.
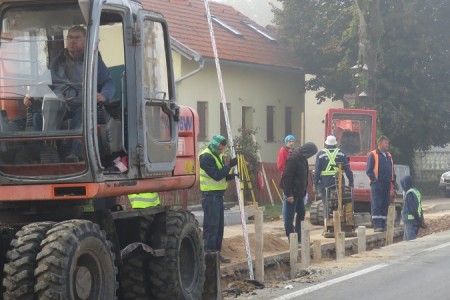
<box><xmin>239</xmin><ymin>230</ymin><xmax>450</xmax><ymax>299</ymax></box>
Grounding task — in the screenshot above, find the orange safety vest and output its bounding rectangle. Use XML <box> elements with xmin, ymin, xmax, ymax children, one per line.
<box><xmin>370</xmin><ymin>150</ymin><xmax>394</xmax><ymax>182</ymax></box>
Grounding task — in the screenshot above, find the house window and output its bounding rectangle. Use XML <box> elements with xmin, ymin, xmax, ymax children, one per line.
<box><xmin>267</xmin><ymin>106</ymin><xmax>275</xmax><ymax>142</ymax></box>
<box><xmin>197</xmin><ymin>101</ymin><xmax>208</xmax><ymax>141</ymax></box>
<box><xmin>220</xmin><ymin>103</ymin><xmax>231</xmax><ymax>137</ymax></box>
<box><xmin>242</xmin><ymin>106</ymin><xmax>253</xmax><ymax>131</ymax></box>
<box><xmin>242</xmin><ymin>21</ymin><xmax>276</xmax><ymax>41</ymax></box>
<box><xmin>285</xmin><ymin>107</ymin><xmax>292</xmax><ymax>137</ymax></box>
<box><xmin>211</xmin><ymin>15</ymin><xmax>242</xmax><ymax>36</ymax></box>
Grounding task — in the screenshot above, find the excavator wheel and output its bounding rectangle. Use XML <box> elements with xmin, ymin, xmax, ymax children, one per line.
<box><xmin>148</xmin><ymin>210</ymin><xmax>205</xmax><ymax>300</ymax></box>
<box><xmin>119</xmin><ymin>215</ymin><xmax>154</xmax><ymax>299</ymax></box>
<box><xmin>35</xmin><ymin>220</ymin><xmax>117</xmax><ymax>299</ymax></box>
<box><xmin>3</xmin><ymin>222</ymin><xmax>54</xmax><ymax>300</ymax></box>
<box><xmin>310</xmin><ymin>200</ymin><xmax>324</xmax><ymax>226</ymax></box>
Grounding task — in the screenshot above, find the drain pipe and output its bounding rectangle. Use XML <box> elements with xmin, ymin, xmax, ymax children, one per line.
<box><xmin>175</xmin><ymin>58</ymin><xmax>205</xmax><ymax>84</ymax></box>
<box><xmin>172</xmin><ymin>37</ymin><xmax>205</xmax><ymax>84</ymax></box>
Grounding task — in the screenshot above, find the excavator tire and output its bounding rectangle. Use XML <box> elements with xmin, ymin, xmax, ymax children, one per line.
<box><xmin>119</xmin><ymin>215</ymin><xmax>153</xmax><ymax>299</ymax></box>
<box><xmin>310</xmin><ymin>200</ymin><xmax>324</xmax><ymax>226</ymax></box>
<box><xmin>3</xmin><ymin>222</ymin><xmax>54</xmax><ymax>300</ymax></box>
<box><xmin>35</xmin><ymin>219</ymin><xmax>117</xmax><ymax>299</ymax></box>
<box><xmin>148</xmin><ymin>210</ymin><xmax>205</xmax><ymax>300</ymax></box>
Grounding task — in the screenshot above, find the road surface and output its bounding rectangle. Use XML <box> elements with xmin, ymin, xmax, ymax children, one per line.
<box><xmin>229</xmin><ymin>230</ymin><xmax>450</xmax><ymax>299</ymax></box>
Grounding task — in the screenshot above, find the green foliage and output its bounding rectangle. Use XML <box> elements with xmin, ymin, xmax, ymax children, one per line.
<box><xmin>233</xmin><ymin>127</ymin><xmax>260</xmax><ymax>181</ymax></box>
<box><xmin>274</xmin><ymin>0</ymin><xmax>450</xmax><ymax>167</ymax></box>
<box><xmin>232</xmin><ymin>128</ymin><xmax>261</xmax><ymax>203</ymax></box>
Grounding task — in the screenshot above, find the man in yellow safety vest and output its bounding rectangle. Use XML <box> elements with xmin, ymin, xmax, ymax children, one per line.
<box><xmin>401</xmin><ymin>175</ymin><xmax>426</xmax><ymax>240</ymax></box>
<box><xmin>199</xmin><ymin>135</ymin><xmax>237</xmax><ymax>264</ymax></box>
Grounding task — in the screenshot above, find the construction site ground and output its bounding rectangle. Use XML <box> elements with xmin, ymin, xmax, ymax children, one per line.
<box><xmin>218</xmin><ymin>197</ymin><xmax>450</xmax><ymax>298</ymax></box>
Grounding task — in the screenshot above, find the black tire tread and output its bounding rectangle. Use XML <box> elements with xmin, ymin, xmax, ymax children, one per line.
<box><xmin>148</xmin><ymin>210</ymin><xmax>205</xmax><ymax>300</ymax></box>
<box><xmin>3</xmin><ymin>222</ymin><xmax>54</xmax><ymax>300</ymax></box>
<box><xmin>35</xmin><ymin>219</ymin><xmax>117</xmax><ymax>300</ymax></box>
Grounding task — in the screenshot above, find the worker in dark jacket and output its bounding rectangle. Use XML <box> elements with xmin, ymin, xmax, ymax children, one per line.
<box><xmin>280</xmin><ymin>142</ymin><xmax>318</xmax><ymax>241</ymax></box>
<box><xmin>314</xmin><ymin>135</ymin><xmax>354</xmax><ymax>210</ymax></box>
<box><xmin>401</xmin><ymin>176</ymin><xmax>426</xmax><ymax>240</ymax></box>
<box><xmin>199</xmin><ymin>135</ymin><xmax>237</xmax><ymax>263</ymax></box>
<box><xmin>366</xmin><ymin>135</ymin><xmax>396</xmax><ymax>232</ymax></box>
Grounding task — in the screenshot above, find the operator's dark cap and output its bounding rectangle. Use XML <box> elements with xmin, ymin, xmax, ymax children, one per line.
<box><xmin>298</xmin><ymin>142</ymin><xmax>318</xmax><ymax>159</ymax></box>
<box><xmin>209</xmin><ymin>135</ymin><xmax>227</xmax><ymax>153</ymax></box>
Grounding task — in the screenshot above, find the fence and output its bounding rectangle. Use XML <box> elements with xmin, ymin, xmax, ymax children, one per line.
<box><xmin>415</xmin><ymin>149</ymin><xmax>450</xmax><ymax>180</ymax></box>
<box><xmin>159</xmin><ymin>162</ymin><xmax>316</xmax><ymax>207</ymax></box>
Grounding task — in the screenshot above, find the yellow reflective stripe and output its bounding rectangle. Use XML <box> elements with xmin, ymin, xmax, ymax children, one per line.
<box><xmin>320</xmin><ymin>148</ymin><xmax>340</xmax><ymax>176</ymax></box>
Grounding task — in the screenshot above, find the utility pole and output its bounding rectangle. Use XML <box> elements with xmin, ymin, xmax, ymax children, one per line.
<box><xmin>354</xmin><ymin>0</ymin><xmax>382</xmax><ymax>108</ymax></box>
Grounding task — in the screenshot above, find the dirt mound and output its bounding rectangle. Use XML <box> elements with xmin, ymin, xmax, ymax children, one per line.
<box><xmin>418</xmin><ymin>214</ymin><xmax>450</xmax><ymax>237</ymax></box>
<box><xmin>221</xmin><ymin>232</ymin><xmax>289</xmax><ymax>263</ymax></box>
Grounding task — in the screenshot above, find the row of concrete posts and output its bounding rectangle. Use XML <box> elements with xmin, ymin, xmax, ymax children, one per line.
<box><xmin>251</xmin><ymin>204</ymin><xmax>397</xmax><ymax>282</ymax></box>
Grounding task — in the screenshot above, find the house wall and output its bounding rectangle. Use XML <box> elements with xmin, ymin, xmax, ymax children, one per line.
<box><xmin>173</xmin><ymin>53</ymin><xmax>305</xmax><ymax>163</ymax></box>
<box><xmin>304</xmin><ymin>74</ymin><xmax>343</xmax><ymax>164</ymax></box>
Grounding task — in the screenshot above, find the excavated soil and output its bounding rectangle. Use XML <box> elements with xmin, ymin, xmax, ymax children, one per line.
<box><xmin>221</xmin><ymin>212</ymin><xmax>450</xmax><ymax>298</ymax></box>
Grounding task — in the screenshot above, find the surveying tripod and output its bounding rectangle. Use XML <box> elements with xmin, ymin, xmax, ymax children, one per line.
<box><xmin>235</xmin><ymin>146</ymin><xmax>257</xmax><ymax>207</ymax></box>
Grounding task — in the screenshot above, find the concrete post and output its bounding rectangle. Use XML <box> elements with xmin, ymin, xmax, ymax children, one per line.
<box><xmin>336</xmin><ymin>232</ymin><xmax>345</xmax><ymax>261</ymax></box>
<box><xmin>301</xmin><ymin>221</ymin><xmax>311</xmax><ymax>268</ymax></box>
<box><xmin>289</xmin><ymin>233</ymin><xmax>298</xmax><ymax>279</ymax></box>
<box><xmin>313</xmin><ymin>240</ymin><xmax>322</xmax><ymax>261</ymax></box>
<box><xmin>386</xmin><ymin>204</ymin><xmax>395</xmax><ymax>245</ymax></box>
<box><xmin>333</xmin><ymin>210</ymin><xmax>342</xmax><ymax>237</ymax></box>
<box><xmin>357</xmin><ymin>226</ymin><xmax>366</xmax><ymax>253</ymax></box>
<box><xmin>254</xmin><ymin>207</ymin><xmax>264</xmax><ymax>283</ymax></box>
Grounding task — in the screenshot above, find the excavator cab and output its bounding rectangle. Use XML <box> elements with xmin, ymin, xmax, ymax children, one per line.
<box><xmin>0</xmin><ymin>0</ymin><xmax>198</xmax><ymax>200</ymax></box>
<box><xmin>0</xmin><ymin>1</ymin><xmax>206</xmax><ymax>299</ymax></box>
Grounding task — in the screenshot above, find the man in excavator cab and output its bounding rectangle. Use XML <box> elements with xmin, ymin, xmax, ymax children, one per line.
<box><xmin>23</xmin><ymin>25</ymin><xmax>114</xmax><ymax>162</ymax></box>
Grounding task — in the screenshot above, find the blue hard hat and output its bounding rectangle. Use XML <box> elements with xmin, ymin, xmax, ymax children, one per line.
<box><xmin>285</xmin><ymin>135</ymin><xmax>296</xmax><ymax>144</ymax></box>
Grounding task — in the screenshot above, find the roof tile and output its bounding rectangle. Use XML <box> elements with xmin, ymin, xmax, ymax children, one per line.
<box><xmin>141</xmin><ymin>0</ymin><xmax>298</xmax><ymax>69</ymax></box>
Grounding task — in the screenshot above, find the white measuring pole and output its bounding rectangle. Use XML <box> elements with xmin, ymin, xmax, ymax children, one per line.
<box><xmin>203</xmin><ymin>0</ymin><xmax>254</xmax><ymax>279</ymax></box>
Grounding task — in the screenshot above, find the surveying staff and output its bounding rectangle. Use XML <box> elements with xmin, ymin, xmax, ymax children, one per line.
<box><xmin>314</xmin><ymin>135</ymin><xmax>354</xmax><ymax>209</ymax></box>
<box><xmin>366</xmin><ymin>135</ymin><xmax>396</xmax><ymax>232</ymax></box>
<box><xmin>199</xmin><ymin>135</ymin><xmax>237</xmax><ymax>264</ymax></box>
<box><xmin>280</xmin><ymin>142</ymin><xmax>318</xmax><ymax>242</ymax></box>
<box><xmin>401</xmin><ymin>176</ymin><xmax>426</xmax><ymax>240</ymax></box>
<box><xmin>128</xmin><ymin>192</ymin><xmax>160</xmax><ymax>208</ymax></box>
<box><xmin>277</xmin><ymin>135</ymin><xmax>296</xmax><ymax>174</ymax></box>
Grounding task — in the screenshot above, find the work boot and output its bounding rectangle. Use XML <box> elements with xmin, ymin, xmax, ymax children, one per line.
<box><xmin>220</xmin><ymin>254</ymin><xmax>231</xmax><ymax>264</ymax></box>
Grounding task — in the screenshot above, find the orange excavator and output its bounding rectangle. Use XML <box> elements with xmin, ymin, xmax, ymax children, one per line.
<box><xmin>0</xmin><ymin>0</ymin><xmax>209</xmax><ymax>298</ymax></box>
<box><xmin>310</xmin><ymin>108</ymin><xmax>404</xmax><ymax>229</ymax></box>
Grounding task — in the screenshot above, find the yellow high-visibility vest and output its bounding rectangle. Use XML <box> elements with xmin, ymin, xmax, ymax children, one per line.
<box><xmin>199</xmin><ymin>148</ymin><xmax>227</xmax><ymax>191</ymax></box>
<box><xmin>320</xmin><ymin>148</ymin><xmax>340</xmax><ymax>176</ymax></box>
<box><xmin>128</xmin><ymin>192</ymin><xmax>160</xmax><ymax>209</ymax></box>
<box><xmin>406</xmin><ymin>188</ymin><xmax>422</xmax><ymax>220</ymax></box>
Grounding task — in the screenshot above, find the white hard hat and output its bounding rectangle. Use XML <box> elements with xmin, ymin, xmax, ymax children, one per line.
<box><xmin>325</xmin><ymin>135</ymin><xmax>337</xmax><ymax>146</ymax></box>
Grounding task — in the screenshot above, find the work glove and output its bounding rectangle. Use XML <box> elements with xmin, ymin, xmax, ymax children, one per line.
<box><xmin>228</xmin><ymin>157</ymin><xmax>238</xmax><ymax>167</ymax></box>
